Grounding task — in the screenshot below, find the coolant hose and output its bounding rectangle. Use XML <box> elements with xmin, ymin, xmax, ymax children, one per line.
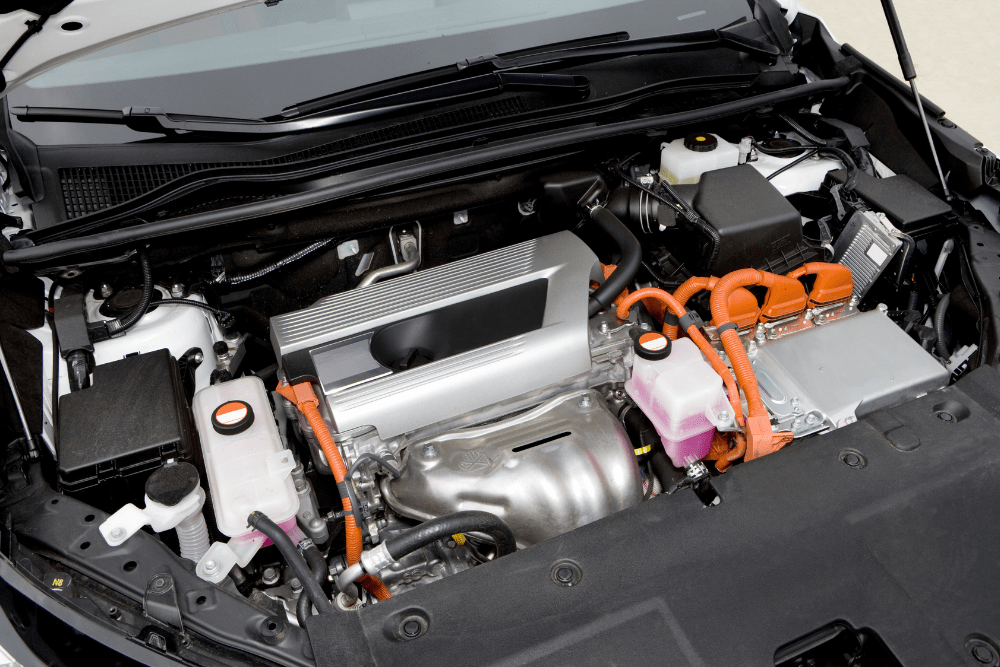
<box><xmin>934</xmin><ymin>291</ymin><xmax>952</xmax><ymax>359</ymax></box>
<box><xmin>588</xmin><ymin>205</ymin><xmax>642</xmax><ymax>317</ymax></box>
<box><xmin>616</xmin><ymin>288</ymin><xmax>744</xmax><ymax>428</ymax></box>
<box><xmin>296</xmin><ymin>541</ymin><xmax>328</xmax><ymax>626</ymax></box>
<box><xmin>105</xmin><ymin>250</ymin><xmax>152</xmax><ymax>335</ymax></box>
<box><xmin>248</xmin><ymin>512</ymin><xmax>332</xmax><ymax>615</ymax></box>
<box><xmin>384</xmin><ymin>511</ymin><xmax>516</xmax><ymax>562</ymax></box>
<box><xmin>275</xmin><ymin>380</ymin><xmax>392</xmax><ymax>600</ymax></box>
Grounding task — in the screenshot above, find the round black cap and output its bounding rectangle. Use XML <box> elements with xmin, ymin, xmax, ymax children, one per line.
<box><xmin>211</xmin><ymin>400</ymin><xmax>255</xmax><ymax>435</ymax></box>
<box><xmin>145</xmin><ymin>462</ymin><xmax>200</xmax><ymax>507</ymax></box>
<box><xmin>683</xmin><ymin>133</ymin><xmax>718</xmax><ymax>152</ymax></box>
<box><xmin>635</xmin><ymin>332</ymin><xmax>672</xmax><ymax>360</ymax></box>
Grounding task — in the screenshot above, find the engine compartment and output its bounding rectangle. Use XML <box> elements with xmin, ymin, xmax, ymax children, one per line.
<box><xmin>1</xmin><ymin>53</ymin><xmax>997</xmax><ymax>664</ymax></box>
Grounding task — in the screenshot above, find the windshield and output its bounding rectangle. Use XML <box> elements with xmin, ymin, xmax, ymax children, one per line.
<box><xmin>8</xmin><ymin>0</ymin><xmax>749</xmax><ymax>145</ymax></box>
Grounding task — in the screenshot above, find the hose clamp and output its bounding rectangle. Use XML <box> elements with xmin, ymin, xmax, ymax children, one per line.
<box><xmin>677</xmin><ymin>311</ymin><xmax>705</xmax><ymax>332</ymax></box>
<box><xmin>360</xmin><ymin>542</ymin><xmax>393</xmax><ymax>575</ymax></box>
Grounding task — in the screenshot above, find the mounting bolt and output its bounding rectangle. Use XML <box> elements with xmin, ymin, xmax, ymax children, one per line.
<box><xmin>517</xmin><ymin>199</ymin><xmax>537</xmax><ymax>216</ymax></box>
<box><xmin>718</xmin><ymin>411</ymin><xmax>730</xmax><ymax>423</ymax></box>
<box><xmin>805</xmin><ymin>413</ymin><xmax>818</xmax><ymax>425</ymax></box>
<box><xmin>849</xmin><ymin>295</ymin><xmax>860</xmax><ymax>308</ymax></box>
<box><xmin>578</xmin><ymin>394</ymin><xmax>593</xmax><ymax>408</ymax></box>
<box><xmin>599</xmin><ymin>321</ymin><xmax>610</xmax><ymax>334</ymax></box>
<box><xmin>98</xmin><ymin>283</ymin><xmax>114</xmax><ymax>298</ymax></box>
<box><xmin>877</xmin><ymin>303</ymin><xmax>889</xmax><ymax>314</ymax></box>
<box><xmin>109</xmin><ymin>527</ymin><xmax>125</xmax><ymax>540</ymax></box>
<box><xmin>169</xmin><ymin>283</ymin><xmax>186</xmax><ymax>298</ymax></box>
<box><xmin>261</xmin><ymin>567</ymin><xmax>280</xmax><ymax>586</ymax></box>
<box><xmin>793</xmin><ymin>417</ymin><xmax>803</xmax><ymax>428</ymax></box>
<box><xmin>204</xmin><ymin>560</ymin><xmax>219</xmax><ymax>575</ymax></box>
<box><xmin>421</xmin><ymin>444</ymin><xmax>438</xmax><ymax>459</ymax></box>
<box><xmin>453</xmin><ymin>210</ymin><xmax>469</xmax><ymax>225</ymax></box>
<box><xmin>815</xmin><ymin>314</ymin><xmax>826</xmax><ymax>325</ymax></box>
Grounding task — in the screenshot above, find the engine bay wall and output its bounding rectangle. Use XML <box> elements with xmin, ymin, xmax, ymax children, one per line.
<box><xmin>305</xmin><ymin>367</ymin><xmax>1000</xmax><ymax>666</ymax></box>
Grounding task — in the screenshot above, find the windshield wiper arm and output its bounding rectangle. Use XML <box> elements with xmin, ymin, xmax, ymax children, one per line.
<box><xmin>11</xmin><ymin>71</ymin><xmax>589</xmax><ymax>136</ymax></box>
<box><xmin>283</xmin><ymin>23</ymin><xmax>778</xmax><ymax>120</ymax></box>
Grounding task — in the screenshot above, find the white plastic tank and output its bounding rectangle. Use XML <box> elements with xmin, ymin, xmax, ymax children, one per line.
<box><xmin>625</xmin><ymin>334</ymin><xmax>730</xmax><ymax>468</ymax></box>
<box><xmin>192</xmin><ymin>376</ymin><xmax>298</xmax><ymax>537</ymax></box>
<box><xmin>659</xmin><ymin>133</ymin><xmax>740</xmax><ymax>184</ymax></box>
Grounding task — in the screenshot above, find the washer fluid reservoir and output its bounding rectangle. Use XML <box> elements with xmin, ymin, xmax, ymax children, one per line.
<box><xmin>659</xmin><ymin>132</ymin><xmax>739</xmax><ymax>184</ymax></box>
<box><xmin>625</xmin><ymin>333</ymin><xmax>730</xmax><ymax>467</ymax></box>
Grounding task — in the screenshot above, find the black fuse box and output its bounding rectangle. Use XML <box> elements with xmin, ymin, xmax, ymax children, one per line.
<box><xmin>692</xmin><ymin>165</ymin><xmax>814</xmax><ymax>275</ymax></box>
<box><xmin>58</xmin><ymin>349</ymin><xmax>193</xmax><ymax>511</ymax></box>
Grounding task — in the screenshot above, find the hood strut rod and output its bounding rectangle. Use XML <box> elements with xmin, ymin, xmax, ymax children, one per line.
<box><xmin>878</xmin><ymin>0</ymin><xmax>952</xmax><ymax>201</ymax></box>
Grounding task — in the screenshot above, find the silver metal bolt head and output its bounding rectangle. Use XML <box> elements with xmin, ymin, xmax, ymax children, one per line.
<box><xmin>192</xmin><ymin>351</ymin><xmax>204</xmax><ymax>365</ymax></box>
<box><xmin>849</xmin><ymin>295</ymin><xmax>860</xmax><ymax>307</ymax></box>
<box><xmin>816</xmin><ymin>314</ymin><xmax>826</xmax><ymax>325</ymax></box>
<box><xmin>578</xmin><ymin>394</ymin><xmax>593</xmax><ymax>408</ymax></box>
<box><xmin>639</xmin><ymin>322</ymin><xmax>652</xmax><ymax>331</ymax></box>
<box><xmin>793</xmin><ymin>417</ymin><xmax>803</xmax><ymax>428</ymax></box>
<box><xmin>877</xmin><ymin>303</ymin><xmax>889</xmax><ymax>314</ymax></box>
<box><xmin>98</xmin><ymin>283</ymin><xmax>114</xmax><ymax>298</ymax></box>
<box><xmin>262</xmin><ymin>567</ymin><xmax>279</xmax><ymax>585</ymax></box>
<box><xmin>599</xmin><ymin>321</ymin><xmax>610</xmax><ymax>334</ymax></box>
<box><xmin>806</xmin><ymin>414</ymin><xmax>818</xmax><ymax>425</ymax></box>
<box><xmin>421</xmin><ymin>444</ymin><xmax>438</xmax><ymax>459</ymax></box>
<box><xmin>169</xmin><ymin>283</ymin><xmax>185</xmax><ymax>298</ymax></box>
<box><xmin>718</xmin><ymin>411</ymin><xmax>730</xmax><ymax>423</ymax></box>
<box><xmin>204</xmin><ymin>560</ymin><xmax>219</xmax><ymax>574</ymax></box>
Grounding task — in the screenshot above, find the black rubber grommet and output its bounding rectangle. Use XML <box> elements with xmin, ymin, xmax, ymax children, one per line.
<box><xmin>635</xmin><ymin>332</ymin><xmax>672</xmax><ymax>360</ymax></box>
<box><xmin>211</xmin><ymin>400</ymin><xmax>255</xmax><ymax>435</ymax></box>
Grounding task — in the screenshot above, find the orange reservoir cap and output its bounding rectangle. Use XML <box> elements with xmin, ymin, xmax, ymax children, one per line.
<box><xmin>212</xmin><ymin>400</ymin><xmax>255</xmax><ymax>435</ymax></box>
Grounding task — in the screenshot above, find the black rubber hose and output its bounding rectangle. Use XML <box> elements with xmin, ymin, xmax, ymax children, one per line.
<box><xmin>383</xmin><ymin>511</ymin><xmax>516</xmax><ymax>562</ymax></box>
<box><xmin>106</xmin><ymin>250</ymin><xmax>152</xmax><ymax>335</ymax></box>
<box><xmin>296</xmin><ymin>542</ymin><xmax>328</xmax><ymax>626</ymax></box>
<box><xmin>247</xmin><ymin>512</ymin><xmax>332</xmax><ymax>615</ymax></box>
<box><xmin>934</xmin><ymin>292</ymin><xmax>951</xmax><ymax>359</ymax></box>
<box><xmin>587</xmin><ymin>205</ymin><xmax>642</xmax><ymax>317</ymax></box>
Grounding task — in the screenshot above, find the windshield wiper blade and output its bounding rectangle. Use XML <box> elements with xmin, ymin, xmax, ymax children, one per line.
<box><xmin>282</xmin><ymin>23</ymin><xmax>779</xmax><ymax>120</ymax></box>
<box><xmin>11</xmin><ymin>71</ymin><xmax>589</xmax><ymax>136</ymax></box>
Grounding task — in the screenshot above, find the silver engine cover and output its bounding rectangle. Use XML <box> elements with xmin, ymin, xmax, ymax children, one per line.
<box><xmin>270</xmin><ymin>232</ymin><xmax>599</xmax><ymax>439</ymax></box>
<box><xmin>382</xmin><ymin>390</ymin><xmax>644</xmax><ymax>548</ymax></box>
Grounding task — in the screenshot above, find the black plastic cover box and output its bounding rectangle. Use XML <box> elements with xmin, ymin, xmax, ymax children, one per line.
<box><xmin>58</xmin><ymin>349</ymin><xmax>193</xmax><ymax>504</ymax></box>
<box><xmin>826</xmin><ymin>168</ymin><xmax>951</xmax><ymax>233</ymax></box>
<box><xmin>692</xmin><ymin>165</ymin><xmax>806</xmax><ymax>275</ymax></box>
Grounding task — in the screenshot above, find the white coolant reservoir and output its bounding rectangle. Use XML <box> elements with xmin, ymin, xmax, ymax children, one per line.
<box><xmin>192</xmin><ymin>377</ymin><xmax>298</xmax><ymax>537</ymax></box>
<box><xmin>625</xmin><ymin>333</ymin><xmax>730</xmax><ymax>468</ymax></box>
<box><xmin>659</xmin><ymin>133</ymin><xmax>740</xmax><ymax>184</ymax></box>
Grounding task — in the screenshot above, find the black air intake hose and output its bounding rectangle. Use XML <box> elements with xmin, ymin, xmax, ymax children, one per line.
<box><xmin>934</xmin><ymin>291</ymin><xmax>951</xmax><ymax>359</ymax></box>
<box><xmin>588</xmin><ymin>205</ymin><xmax>642</xmax><ymax>317</ymax></box>
<box><xmin>383</xmin><ymin>511</ymin><xmax>516</xmax><ymax>562</ymax></box>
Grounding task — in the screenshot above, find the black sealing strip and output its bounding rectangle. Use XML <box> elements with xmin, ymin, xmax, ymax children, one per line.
<box><xmin>3</xmin><ymin>78</ymin><xmax>850</xmax><ymax>264</ymax></box>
